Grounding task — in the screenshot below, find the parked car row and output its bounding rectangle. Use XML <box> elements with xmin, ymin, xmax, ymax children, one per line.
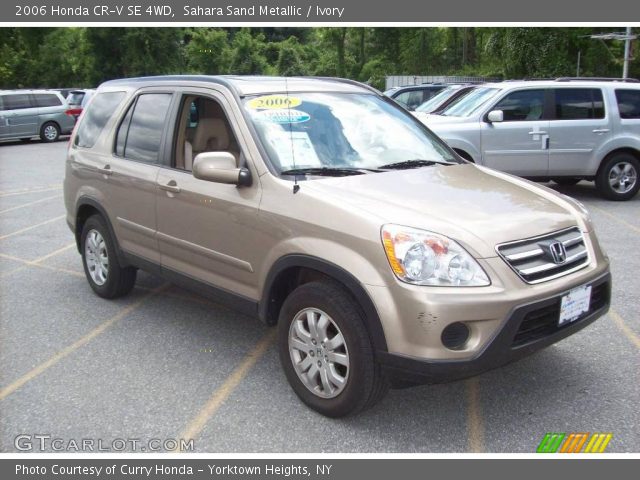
<box><xmin>386</xmin><ymin>78</ymin><xmax>640</xmax><ymax>201</ymax></box>
<box><xmin>0</xmin><ymin>88</ymin><xmax>95</xmax><ymax>142</ymax></box>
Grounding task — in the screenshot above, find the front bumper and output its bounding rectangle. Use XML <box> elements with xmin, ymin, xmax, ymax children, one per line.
<box><xmin>378</xmin><ymin>272</ymin><xmax>611</xmax><ymax>387</ymax></box>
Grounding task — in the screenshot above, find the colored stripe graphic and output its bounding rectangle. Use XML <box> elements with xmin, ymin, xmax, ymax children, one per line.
<box><xmin>560</xmin><ymin>433</ymin><xmax>589</xmax><ymax>453</ymax></box>
<box><xmin>537</xmin><ymin>433</ymin><xmax>565</xmax><ymax>453</ymax></box>
<box><xmin>584</xmin><ymin>433</ymin><xmax>613</xmax><ymax>453</ymax></box>
<box><xmin>537</xmin><ymin>433</ymin><xmax>613</xmax><ymax>453</ymax></box>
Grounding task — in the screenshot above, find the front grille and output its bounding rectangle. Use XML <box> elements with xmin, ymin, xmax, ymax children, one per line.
<box><xmin>496</xmin><ymin>227</ymin><xmax>589</xmax><ymax>284</ymax></box>
<box><xmin>512</xmin><ymin>281</ymin><xmax>609</xmax><ymax>347</ymax></box>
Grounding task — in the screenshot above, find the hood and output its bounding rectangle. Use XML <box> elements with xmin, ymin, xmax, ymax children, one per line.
<box><xmin>303</xmin><ymin>164</ymin><xmax>581</xmax><ymax>258</ymax></box>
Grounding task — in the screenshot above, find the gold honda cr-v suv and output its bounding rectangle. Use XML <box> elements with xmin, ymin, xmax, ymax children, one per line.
<box><xmin>64</xmin><ymin>76</ymin><xmax>611</xmax><ymax>417</ymax></box>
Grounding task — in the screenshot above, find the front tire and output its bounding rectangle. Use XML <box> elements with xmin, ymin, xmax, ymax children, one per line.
<box><xmin>277</xmin><ymin>281</ymin><xmax>388</xmax><ymax>417</ymax></box>
<box><xmin>596</xmin><ymin>153</ymin><xmax>640</xmax><ymax>201</ymax></box>
<box><xmin>81</xmin><ymin>215</ymin><xmax>137</xmax><ymax>299</ymax></box>
<box><xmin>40</xmin><ymin>122</ymin><xmax>60</xmax><ymax>142</ymax></box>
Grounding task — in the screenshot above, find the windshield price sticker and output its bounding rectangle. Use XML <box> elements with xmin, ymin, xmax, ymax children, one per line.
<box><xmin>255</xmin><ymin>109</ymin><xmax>310</xmax><ymax>124</ymax></box>
<box><xmin>247</xmin><ymin>95</ymin><xmax>302</xmax><ymax>110</ymax></box>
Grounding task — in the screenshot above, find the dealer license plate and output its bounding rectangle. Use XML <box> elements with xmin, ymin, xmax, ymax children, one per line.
<box><xmin>559</xmin><ymin>285</ymin><xmax>592</xmax><ymax>326</ymax></box>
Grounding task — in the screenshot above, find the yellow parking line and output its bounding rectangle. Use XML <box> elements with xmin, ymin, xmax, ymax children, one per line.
<box><xmin>0</xmin><ymin>186</ymin><xmax>62</xmax><ymax>198</ymax></box>
<box><xmin>0</xmin><ymin>194</ymin><xmax>63</xmax><ymax>215</ymax></box>
<box><xmin>175</xmin><ymin>331</ymin><xmax>276</xmax><ymax>450</ymax></box>
<box><xmin>30</xmin><ymin>242</ymin><xmax>76</xmax><ymax>264</ymax></box>
<box><xmin>0</xmin><ymin>285</ymin><xmax>167</xmax><ymax>401</ymax></box>
<box><xmin>609</xmin><ymin>309</ymin><xmax>640</xmax><ymax>349</ymax></box>
<box><xmin>0</xmin><ymin>215</ymin><xmax>65</xmax><ymax>241</ymax></box>
<box><xmin>465</xmin><ymin>377</ymin><xmax>485</xmax><ymax>453</ymax></box>
<box><xmin>589</xmin><ymin>204</ymin><xmax>640</xmax><ymax>235</ymax></box>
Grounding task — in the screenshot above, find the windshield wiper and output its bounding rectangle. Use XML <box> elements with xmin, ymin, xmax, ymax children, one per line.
<box><xmin>379</xmin><ymin>159</ymin><xmax>449</xmax><ymax>170</ymax></box>
<box><xmin>280</xmin><ymin>167</ymin><xmax>367</xmax><ymax>177</ymax></box>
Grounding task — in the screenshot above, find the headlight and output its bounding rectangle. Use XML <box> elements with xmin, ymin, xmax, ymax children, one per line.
<box><xmin>381</xmin><ymin>224</ymin><xmax>490</xmax><ymax>286</ymax></box>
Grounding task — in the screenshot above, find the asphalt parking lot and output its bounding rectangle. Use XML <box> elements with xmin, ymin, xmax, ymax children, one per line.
<box><xmin>0</xmin><ymin>139</ymin><xmax>638</xmax><ymax>453</ymax></box>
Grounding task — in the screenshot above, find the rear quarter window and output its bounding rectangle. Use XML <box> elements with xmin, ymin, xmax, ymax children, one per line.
<box><xmin>75</xmin><ymin>91</ymin><xmax>126</xmax><ymax>148</ymax></box>
<box><xmin>615</xmin><ymin>89</ymin><xmax>640</xmax><ymax>119</ymax></box>
<box><xmin>34</xmin><ymin>94</ymin><xmax>62</xmax><ymax>108</ymax></box>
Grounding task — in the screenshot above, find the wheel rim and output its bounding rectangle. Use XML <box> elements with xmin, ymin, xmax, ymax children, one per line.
<box><xmin>288</xmin><ymin>307</ymin><xmax>350</xmax><ymax>399</ymax></box>
<box><xmin>43</xmin><ymin>125</ymin><xmax>57</xmax><ymax>141</ymax></box>
<box><xmin>84</xmin><ymin>229</ymin><xmax>109</xmax><ymax>286</ymax></box>
<box><xmin>608</xmin><ymin>161</ymin><xmax>637</xmax><ymax>194</ymax></box>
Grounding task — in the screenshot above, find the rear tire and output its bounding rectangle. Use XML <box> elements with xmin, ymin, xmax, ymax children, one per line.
<box><xmin>81</xmin><ymin>215</ymin><xmax>137</xmax><ymax>299</ymax></box>
<box><xmin>552</xmin><ymin>177</ymin><xmax>580</xmax><ymax>186</ymax></box>
<box><xmin>40</xmin><ymin>122</ymin><xmax>60</xmax><ymax>142</ymax></box>
<box><xmin>277</xmin><ymin>281</ymin><xmax>388</xmax><ymax>417</ymax></box>
<box><xmin>595</xmin><ymin>153</ymin><xmax>640</xmax><ymax>201</ymax></box>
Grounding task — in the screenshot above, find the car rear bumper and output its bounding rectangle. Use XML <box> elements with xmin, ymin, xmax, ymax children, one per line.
<box><xmin>378</xmin><ymin>272</ymin><xmax>611</xmax><ymax>387</ymax></box>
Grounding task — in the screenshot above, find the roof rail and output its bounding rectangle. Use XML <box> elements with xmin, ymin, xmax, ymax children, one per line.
<box><xmin>555</xmin><ymin>77</ymin><xmax>640</xmax><ymax>83</ymax></box>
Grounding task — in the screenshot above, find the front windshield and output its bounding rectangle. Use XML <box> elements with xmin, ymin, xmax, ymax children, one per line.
<box><xmin>415</xmin><ymin>86</ymin><xmax>459</xmax><ymax>113</ymax></box>
<box><xmin>242</xmin><ymin>92</ymin><xmax>459</xmax><ymax>175</ymax></box>
<box><xmin>440</xmin><ymin>87</ymin><xmax>500</xmax><ymax>117</ymax></box>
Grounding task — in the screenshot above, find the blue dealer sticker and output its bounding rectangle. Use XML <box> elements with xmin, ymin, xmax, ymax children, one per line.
<box><xmin>255</xmin><ymin>109</ymin><xmax>310</xmax><ymax>124</ymax></box>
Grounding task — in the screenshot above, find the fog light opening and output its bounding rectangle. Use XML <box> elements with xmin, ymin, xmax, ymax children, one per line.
<box><xmin>441</xmin><ymin>322</ymin><xmax>470</xmax><ymax>350</ymax></box>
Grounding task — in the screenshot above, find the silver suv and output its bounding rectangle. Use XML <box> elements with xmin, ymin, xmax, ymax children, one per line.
<box><xmin>64</xmin><ymin>76</ymin><xmax>610</xmax><ymax>417</ymax></box>
<box><xmin>416</xmin><ymin>78</ymin><xmax>640</xmax><ymax>200</ymax></box>
<box><xmin>0</xmin><ymin>90</ymin><xmax>75</xmax><ymax>142</ymax></box>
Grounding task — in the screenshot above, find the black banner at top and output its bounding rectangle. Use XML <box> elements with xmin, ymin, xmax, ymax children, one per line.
<box><xmin>3</xmin><ymin>0</ymin><xmax>640</xmax><ymax>22</ymax></box>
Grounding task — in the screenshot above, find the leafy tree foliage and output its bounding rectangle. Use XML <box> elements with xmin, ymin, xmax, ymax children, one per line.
<box><xmin>0</xmin><ymin>27</ymin><xmax>636</xmax><ymax>90</ymax></box>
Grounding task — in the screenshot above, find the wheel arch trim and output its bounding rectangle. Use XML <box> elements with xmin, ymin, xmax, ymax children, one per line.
<box><xmin>260</xmin><ymin>254</ymin><xmax>388</xmax><ymax>353</ymax></box>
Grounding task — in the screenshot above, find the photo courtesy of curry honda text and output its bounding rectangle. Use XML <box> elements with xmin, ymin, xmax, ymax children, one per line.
<box><xmin>63</xmin><ymin>76</ymin><xmax>611</xmax><ymax>417</ymax></box>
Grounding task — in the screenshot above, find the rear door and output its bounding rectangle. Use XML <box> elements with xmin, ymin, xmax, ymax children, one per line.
<box><xmin>4</xmin><ymin>94</ymin><xmax>39</xmax><ymax>137</ymax></box>
<box><xmin>547</xmin><ymin>87</ymin><xmax>610</xmax><ymax>176</ymax></box>
<box><xmin>106</xmin><ymin>90</ymin><xmax>175</xmax><ymax>263</ymax></box>
<box><xmin>480</xmin><ymin>88</ymin><xmax>550</xmax><ymax>176</ymax></box>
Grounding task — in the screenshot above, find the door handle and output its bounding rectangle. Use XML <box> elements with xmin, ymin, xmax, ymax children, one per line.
<box><xmin>528</xmin><ymin>130</ymin><xmax>548</xmax><ymax>135</ymax></box>
<box><xmin>159</xmin><ymin>180</ymin><xmax>181</xmax><ymax>194</ymax></box>
<box><xmin>592</xmin><ymin>128</ymin><xmax>610</xmax><ymax>134</ymax></box>
<box><xmin>98</xmin><ymin>165</ymin><xmax>113</xmax><ymax>176</ymax></box>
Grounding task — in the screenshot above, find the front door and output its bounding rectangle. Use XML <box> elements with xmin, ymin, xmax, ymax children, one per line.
<box><xmin>156</xmin><ymin>90</ymin><xmax>262</xmax><ymax>301</ymax></box>
<box><xmin>481</xmin><ymin>89</ymin><xmax>550</xmax><ymax>177</ymax></box>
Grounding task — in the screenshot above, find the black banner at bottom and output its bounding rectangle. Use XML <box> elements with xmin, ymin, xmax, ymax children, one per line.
<box><xmin>3</xmin><ymin>458</ymin><xmax>639</xmax><ymax>480</ymax></box>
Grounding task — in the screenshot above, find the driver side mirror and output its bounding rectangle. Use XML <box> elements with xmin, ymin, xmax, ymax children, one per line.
<box><xmin>487</xmin><ymin>110</ymin><xmax>504</xmax><ymax>123</ymax></box>
<box><xmin>192</xmin><ymin>152</ymin><xmax>252</xmax><ymax>187</ymax></box>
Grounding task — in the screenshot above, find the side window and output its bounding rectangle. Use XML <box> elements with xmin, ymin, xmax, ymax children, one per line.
<box><xmin>493</xmin><ymin>90</ymin><xmax>546</xmax><ymax>121</ymax></box>
<box><xmin>554</xmin><ymin>88</ymin><xmax>605</xmax><ymax>120</ymax></box>
<box><xmin>114</xmin><ymin>93</ymin><xmax>172</xmax><ymax>164</ymax></box>
<box><xmin>173</xmin><ymin>95</ymin><xmax>240</xmax><ymax>171</ymax></box>
<box><xmin>615</xmin><ymin>89</ymin><xmax>640</xmax><ymax>119</ymax></box>
<box><xmin>34</xmin><ymin>94</ymin><xmax>62</xmax><ymax>108</ymax></box>
<box><xmin>395</xmin><ymin>90</ymin><xmax>423</xmax><ymax>110</ymax></box>
<box><xmin>75</xmin><ymin>92</ymin><xmax>126</xmax><ymax>148</ymax></box>
<box><xmin>2</xmin><ymin>94</ymin><xmax>33</xmax><ymax>110</ymax></box>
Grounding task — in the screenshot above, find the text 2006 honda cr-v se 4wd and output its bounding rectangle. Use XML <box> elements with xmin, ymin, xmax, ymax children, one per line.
<box><xmin>64</xmin><ymin>76</ymin><xmax>611</xmax><ymax>417</ymax></box>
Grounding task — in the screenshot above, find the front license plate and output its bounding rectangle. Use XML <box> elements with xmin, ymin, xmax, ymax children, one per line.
<box><xmin>559</xmin><ymin>285</ymin><xmax>592</xmax><ymax>326</ymax></box>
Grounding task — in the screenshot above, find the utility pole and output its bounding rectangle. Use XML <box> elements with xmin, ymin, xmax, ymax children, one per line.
<box><xmin>623</xmin><ymin>26</ymin><xmax>632</xmax><ymax>79</ymax></box>
<box><xmin>589</xmin><ymin>29</ymin><xmax>636</xmax><ymax>79</ymax></box>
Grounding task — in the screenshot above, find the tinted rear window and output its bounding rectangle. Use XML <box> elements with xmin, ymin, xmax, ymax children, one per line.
<box><xmin>34</xmin><ymin>94</ymin><xmax>62</xmax><ymax>107</ymax></box>
<box><xmin>114</xmin><ymin>93</ymin><xmax>172</xmax><ymax>164</ymax></box>
<box><xmin>615</xmin><ymin>89</ymin><xmax>640</xmax><ymax>119</ymax></box>
<box><xmin>554</xmin><ymin>88</ymin><xmax>605</xmax><ymax>120</ymax></box>
<box><xmin>75</xmin><ymin>92</ymin><xmax>126</xmax><ymax>148</ymax></box>
<box><xmin>1</xmin><ymin>94</ymin><xmax>33</xmax><ymax>110</ymax></box>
